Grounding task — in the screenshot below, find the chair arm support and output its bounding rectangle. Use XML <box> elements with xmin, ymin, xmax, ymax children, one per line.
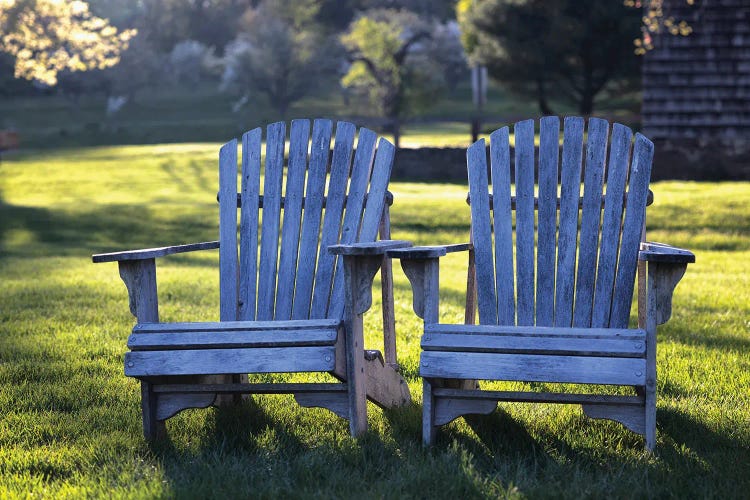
<box><xmin>639</xmin><ymin>241</ymin><xmax>695</xmax><ymax>264</ymax></box>
<box><xmin>386</xmin><ymin>244</ymin><xmax>471</xmax><ymax>321</ymax></box>
<box><xmin>93</xmin><ymin>241</ymin><xmax>219</xmax><ymax>322</ymax></box>
<box><xmin>643</xmin><ymin>260</ymin><xmax>690</xmax><ymax>326</ymax></box>
<box><xmin>92</xmin><ymin>241</ymin><xmax>220</xmax><ymax>263</ymax></box>
<box><xmin>328</xmin><ymin>239</ymin><xmax>411</xmax><ymax>256</ymax></box>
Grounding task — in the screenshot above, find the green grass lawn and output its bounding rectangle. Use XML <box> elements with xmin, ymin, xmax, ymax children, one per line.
<box><xmin>1</xmin><ymin>144</ymin><xmax>748</xmax><ymax>498</ymax></box>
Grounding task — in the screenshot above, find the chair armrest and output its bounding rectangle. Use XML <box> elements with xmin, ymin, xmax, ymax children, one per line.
<box><xmin>639</xmin><ymin>242</ymin><xmax>695</xmax><ymax>264</ymax></box>
<box><xmin>387</xmin><ymin>243</ymin><xmax>472</xmax><ymax>260</ymax></box>
<box><xmin>92</xmin><ymin>241</ymin><xmax>220</xmax><ymax>263</ymax></box>
<box><xmin>328</xmin><ymin>239</ymin><xmax>411</xmax><ymax>256</ymax></box>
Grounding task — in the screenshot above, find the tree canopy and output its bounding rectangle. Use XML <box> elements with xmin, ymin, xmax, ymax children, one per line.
<box><xmin>341</xmin><ymin>8</ymin><xmax>464</xmax><ymax>146</ymax></box>
<box><xmin>0</xmin><ymin>0</ymin><xmax>135</xmax><ymax>86</ymax></box>
<box><xmin>459</xmin><ymin>0</ymin><xmax>641</xmax><ymax>115</ymax></box>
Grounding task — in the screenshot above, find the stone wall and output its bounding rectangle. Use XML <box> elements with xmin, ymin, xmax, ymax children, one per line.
<box><xmin>392</xmin><ymin>143</ymin><xmax>746</xmax><ymax>182</ymax></box>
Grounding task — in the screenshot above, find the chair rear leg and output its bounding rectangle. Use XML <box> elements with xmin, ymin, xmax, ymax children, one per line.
<box><xmin>645</xmin><ymin>380</ymin><xmax>656</xmax><ymax>451</ymax></box>
<box><xmin>423</xmin><ymin>379</ymin><xmax>437</xmax><ymax>445</ymax></box>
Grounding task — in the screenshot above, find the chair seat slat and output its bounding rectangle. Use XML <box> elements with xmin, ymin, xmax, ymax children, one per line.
<box><xmin>128</xmin><ymin>329</ymin><xmax>337</xmax><ymax>350</ymax></box>
<box><xmin>421</xmin><ymin>333</ymin><xmax>645</xmax><ymax>357</ymax></box>
<box><xmin>125</xmin><ymin>347</ymin><xmax>336</xmax><ymax>376</ymax></box>
<box><xmin>420</xmin><ymin>351</ymin><xmax>646</xmax><ymax>386</ymax></box>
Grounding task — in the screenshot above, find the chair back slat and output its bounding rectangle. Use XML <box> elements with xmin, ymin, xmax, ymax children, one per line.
<box><xmin>327</xmin><ymin>135</ymin><xmax>393</xmax><ymax>319</ymax></box>
<box><xmin>238</xmin><ymin>128</ymin><xmax>262</xmax><ymax>321</ymax></box>
<box><xmin>467</xmin><ymin>139</ymin><xmax>498</xmax><ymax>325</ymax></box>
<box><xmin>490</xmin><ymin>127</ymin><xmax>515</xmax><ymax>325</ymax></box>
<box><xmin>310</xmin><ymin>122</ymin><xmax>356</xmax><ymax>318</ymax></box>
<box><xmin>327</xmin><ymin>128</ymin><xmax>378</xmax><ymax>319</ymax></box>
<box><xmin>553</xmin><ymin>117</ymin><xmax>585</xmax><ymax>327</ymax></box>
<box><xmin>218</xmin><ymin>120</ymin><xmax>393</xmax><ymax>323</ymax></box>
<box><xmin>572</xmin><ymin>118</ymin><xmax>608</xmax><ymax>327</ymax></box>
<box><xmin>591</xmin><ymin>124</ymin><xmax>633</xmax><ymax>327</ymax></box>
<box><xmin>535</xmin><ymin>116</ymin><xmax>560</xmax><ymax>326</ymax></box>
<box><xmin>467</xmin><ymin>116</ymin><xmax>653</xmax><ymax>330</ymax></box>
<box><xmin>256</xmin><ymin>122</ymin><xmax>286</xmax><ymax>320</ymax></box>
<box><xmin>359</xmin><ymin>137</ymin><xmax>395</xmax><ymax>241</ymax></box>
<box><xmin>514</xmin><ymin>119</ymin><xmax>536</xmax><ymax>326</ymax></box>
<box><xmin>292</xmin><ymin>119</ymin><xmax>333</xmax><ymax>320</ymax></box>
<box><xmin>219</xmin><ymin>139</ymin><xmax>239</xmax><ymax>321</ymax></box>
<box><xmin>610</xmin><ymin>134</ymin><xmax>654</xmax><ymax>328</ymax></box>
<box><xmin>274</xmin><ymin>120</ymin><xmax>310</xmax><ymax>320</ymax></box>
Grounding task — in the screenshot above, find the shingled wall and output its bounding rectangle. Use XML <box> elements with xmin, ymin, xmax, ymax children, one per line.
<box><xmin>642</xmin><ymin>0</ymin><xmax>750</xmax><ymax>179</ymax></box>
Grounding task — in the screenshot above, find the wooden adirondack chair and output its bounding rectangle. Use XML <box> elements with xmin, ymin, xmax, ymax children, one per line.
<box><xmin>389</xmin><ymin>116</ymin><xmax>694</xmax><ymax>451</ymax></box>
<box><xmin>93</xmin><ymin>119</ymin><xmax>411</xmax><ymax>440</ymax></box>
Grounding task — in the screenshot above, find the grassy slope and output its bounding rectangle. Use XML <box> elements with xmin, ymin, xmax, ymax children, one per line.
<box><xmin>1</xmin><ymin>144</ymin><xmax>748</xmax><ymax>498</ymax></box>
<box><xmin>0</xmin><ymin>82</ymin><xmax>638</xmax><ymax>150</ymax></box>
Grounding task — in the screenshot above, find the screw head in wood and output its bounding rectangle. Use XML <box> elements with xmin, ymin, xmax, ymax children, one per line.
<box><xmin>324</xmin><ymin>355</ymin><xmax>332</xmax><ymax>362</ymax></box>
<box><xmin>127</xmin><ymin>361</ymin><xmax>134</xmax><ymax>367</ymax></box>
<box><xmin>635</xmin><ymin>371</ymin><xmax>642</xmax><ymax>377</ymax></box>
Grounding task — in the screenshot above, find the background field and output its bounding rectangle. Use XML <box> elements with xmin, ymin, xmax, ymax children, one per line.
<box><xmin>1</xmin><ymin>143</ymin><xmax>749</xmax><ymax>498</ymax></box>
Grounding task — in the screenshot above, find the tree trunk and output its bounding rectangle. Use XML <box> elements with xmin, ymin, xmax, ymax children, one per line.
<box><xmin>536</xmin><ymin>78</ymin><xmax>554</xmax><ymax>115</ymax></box>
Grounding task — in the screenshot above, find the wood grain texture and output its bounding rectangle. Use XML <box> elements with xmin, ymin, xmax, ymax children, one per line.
<box><xmin>536</xmin><ymin>116</ymin><xmax>560</xmax><ymax>326</ymax></box>
<box><xmin>425</xmin><ymin>323</ymin><xmax>646</xmax><ymax>339</ymax></box>
<box><xmin>592</xmin><ymin>123</ymin><xmax>632</xmax><ymax>327</ymax></box>
<box><xmin>359</xmin><ymin>138</ymin><xmax>395</xmax><ymax>242</ymax></box>
<box><xmin>573</xmin><ymin>117</ymin><xmax>608</xmax><ymax>327</ymax></box>
<box><xmin>420</xmin><ymin>351</ymin><xmax>646</xmax><ymax>386</ymax></box>
<box><xmin>293</xmin><ymin>119</ymin><xmax>333</xmax><ymax>320</ymax></box>
<box><xmin>434</xmin><ymin>397</ymin><xmax>496</xmax><ymax>426</ymax></box>
<box><xmin>327</xmin><ymin>127</ymin><xmax>377</xmax><ymax>319</ymax></box>
<box><xmin>468</xmin><ymin>138</ymin><xmax>497</xmax><ymax>325</ymax></box>
<box><xmin>490</xmin><ymin>127</ymin><xmax>515</xmax><ymax>325</ymax></box>
<box><xmin>118</xmin><ymin>259</ymin><xmax>158</xmax><ymax>322</ymax></box>
<box><xmin>128</xmin><ymin>328</ymin><xmax>337</xmax><ymax>350</ymax></box>
<box><xmin>93</xmin><ymin>241</ymin><xmax>219</xmax><ymax>263</ymax></box>
<box><xmin>611</xmin><ymin>134</ymin><xmax>654</xmax><ymax>328</ymax></box>
<box><xmin>582</xmin><ymin>404</ymin><xmax>645</xmax><ymax>436</ymax></box>
<box><xmin>275</xmin><ymin>119</ymin><xmax>310</xmax><ymax>320</ymax></box>
<box><xmin>125</xmin><ymin>346</ymin><xmax>336</xmax><ymax>376</ymax></box>
<box><xmin>133</xmin><ymin>318</ymin><xmax>340</xmax><ymax>333</ymax></box>
<box><xmin>219</xmin><ymin>139</ymin><xmax>239</xmax><ymax>322</ymax></box>
<box><xmin>514</xmin><ymin>119</ymin><xmax>536</xmax><ymax>326</ymax></box>
<box><xmin>554</xmin><ymin>117</ymin><xmax>584</xmax><ymax>327</ymax></box>
<box><xmin>421</xmin><ymin>333</ymin><xmax>645</xmax><ymax>357</ymax></box>
<box><xmin>239</xmin><ymin>128</ymin><xmax>262</xmax><ymax>321</ymax></box>
<box><xmin>257</xmin><ymin>122</ymin><xmax>286</xmax><ymax>320</ymax></box>
<box><xmin>312</xmin><ymin>121</ymin><xmax>355</xmax><ymax>318</ymax></box>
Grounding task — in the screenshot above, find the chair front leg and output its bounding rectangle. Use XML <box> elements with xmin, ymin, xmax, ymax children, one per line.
<box><xmin>341</xmin><ymin>254</ymin><xmax>384</xmax><ymax>437</ymax></box>
<box><xmin>118</xmin><ymin>259</ymin><xmax>167</xmax><ymax>440</ymax></box>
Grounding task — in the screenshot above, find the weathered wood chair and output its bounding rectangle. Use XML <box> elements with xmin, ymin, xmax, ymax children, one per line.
<box><xmin>93</xmin><ymin>119</ymin><xmax>411</xmax><ymax>440</ymax></box>
<box><xmin>389</xmin><ymin>116</ymin><xmax>694</xmax><ymax>450</ymax></box>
